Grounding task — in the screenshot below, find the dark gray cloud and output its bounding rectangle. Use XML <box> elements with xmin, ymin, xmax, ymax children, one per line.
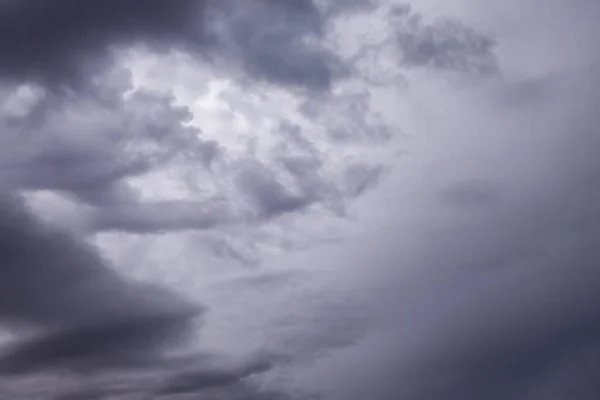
<box><xmin>1</xmin><ymin>351</ymin><xmax>290</xmax><ymax>399</ymax></box>
<box><xmin>0</xmin><ymin>2</ymin><xmax>391</xmax><ymax>396</ymax></box>
<box><xmin>0</xmin><ymin>311</ymin><xmax>198</xmax><ymax>374</ymax></box>
<box><xmin>316</xmin><ymin>0</ymin><xmax>380</xmax><ymax>20</ymax></box>
<box><xmin>0</xmin><ymin>0</ymin><xmax>345</xmax><ymax>91</ymax></box>
<box><xmin>4</xmin><ymin>0</ymin><xmax>579</xmax><ymax>398</ymax></box>
<box><xmin>237</xmin><ymin>161</ymin><xmax>314</xmax><ymax>219</ymax></box>
<box><xmin>0</xmin><ymin>0</ymin><xmax>390</xmax><ymax>397</ymax></box>
<box><xmin>0</xmin><ymin>193</ymin><xmax>290</xmax><ymax>400</ymax></box>
<box><xmin>0</xmin><ymin>194</ymin><xmax>202</xmax><ymax>371</ymax></box>
<box><xmin>207</xmin><ymin>0</ymin><xmax>348</xmax><ymax>90</ymax></box>
<box><xmin>0</xmin><ymin>0</ymin><xmax>504</xmax><ymax>239</ymax></box>
<box><xmin>390</xmin><ymin>3</ymin><xmax>498</xmax><ymax>75</ymax></box>
<box><xmin>153</xmin><ymin>355</ymin><xmax>274</xmax><ymax>395</ymax></box>
<box><xmin>0</xmin><ymin>0</ymin><xmax>402</xmax><ymax>241</ymax></box>
<box><xmin>86</xmin><ymin>200</ymin><xmax>232</xmax><ymax>234</ymax></box>
<box><xmin>337</xmin><ymin>2</ymin><xmax>499</xmax><ymax>87</ymax></box>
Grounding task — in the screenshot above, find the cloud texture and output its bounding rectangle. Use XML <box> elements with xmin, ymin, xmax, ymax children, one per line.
<box><xmin>0</xmin><ymin>0</ymin><xmax>389</xmax><ymax>396</ymax></box>
<box><xmin>2</xmin><ymin>0</ymin><xmax>599</xmax><ymax>399</ymax></box>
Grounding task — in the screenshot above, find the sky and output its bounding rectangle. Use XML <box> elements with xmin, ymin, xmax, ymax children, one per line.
<box><xmin>0</xmin><ymin>0</ymin><xmax>599</xmax><ymax>399</ymax></box>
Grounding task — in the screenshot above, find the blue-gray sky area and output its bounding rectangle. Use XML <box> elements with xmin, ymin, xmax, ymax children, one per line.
<box><xmin>0</xmin><ymin>0</ymin><xmax>599</xmax><ymax>398</ymax></box>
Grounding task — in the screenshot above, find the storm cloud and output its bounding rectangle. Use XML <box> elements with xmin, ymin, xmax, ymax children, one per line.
<box><xmin>3</xmin><ymin>0</ymin><xmax>598</xmax><ymax>399</ymax></box>
<box><xmin>0</xmin><ymin>0</ymin><xmax>385</xmax><ymax>394</ymax></box>
<box><xmin>0</xmin><ymin>0</ymin><xmax>345</xmax><ymax>91</ymax></box>
<box><xmin>0</xmin><ymin>194</ymin><xmax>203</xmax><ymax>370</ymax></box>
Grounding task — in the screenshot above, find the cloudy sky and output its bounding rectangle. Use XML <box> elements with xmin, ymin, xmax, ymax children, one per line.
<box><xmin>0</xmin><ymin>0</ymin><xmax>599</xmax><ymax>398</ymax></box>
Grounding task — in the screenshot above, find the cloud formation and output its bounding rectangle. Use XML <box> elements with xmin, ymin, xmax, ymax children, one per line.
<box><xmin>0</xmin><ymin>0</ymin><xmax>393</xmax><ymax>395</ymax></box>
<box><xmin>0</xmin><ymin>0</ymin><xmax>346</xmax><ymax>91</ymax></box>
<box><xmin>0</xmin><ymin>0</ymin><xmax>402</xmax><ymax>240</ymax></box>
<box><xmin>295</xmin><ymin>3</ymin><xmax>600</xmax><ymax>395</ymax></box>
<box><xmin>2</xmin><ymin>0</ymin><xmax>575</xmax><ymax>398</ymax></box>
<box><xmin>391</xmin><ymin>3</ymin><xmax>498</xmax><ymax>75</ymax></box>
<box><xmin>0</xmin><ymin>194</ymin><xmax>203</xmax><ymax>373</ymax></box>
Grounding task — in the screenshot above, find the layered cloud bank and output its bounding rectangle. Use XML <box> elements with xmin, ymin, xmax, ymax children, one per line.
<box><xmin>1</xmin><ymin>0</ymin><xmax>599</xmax><ymax>399</ymax></box>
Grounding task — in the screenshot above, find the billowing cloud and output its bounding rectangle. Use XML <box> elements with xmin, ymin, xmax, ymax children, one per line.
<box><xmin>0</xmin><ymin>0</ymin><xmax>503</xmax><ymax>239</ymax></box>
<box><xmin>0</xmin><ymin>0</ymin><xmax>398</xmax><ymax>396</ymax></box>
<box><xmin>0</xmin><ymin>0</ymin><xmax>347</xmax><ymax>91</ymax></box>
<box><xmin>4</xmin><ymin>0</ymin><xmax>589</xmax><ymax>398</ymax></box>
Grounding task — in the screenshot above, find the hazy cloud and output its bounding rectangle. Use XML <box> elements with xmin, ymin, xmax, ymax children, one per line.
<box><xmin>390</xmin><ymin>3</ymin><xmax>498</xmax><ymax>75</ymax></box>
<box><xmin>301</xmin><ymin>40</ymin><xmax>600</xmax><ymax>400</ymax></box>
<box><xmin>0</xmin><ymin>0</ymin><xmax>396</xmax><ymax>397</ymax></box>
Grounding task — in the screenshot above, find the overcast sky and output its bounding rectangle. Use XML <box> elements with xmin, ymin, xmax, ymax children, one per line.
<box><xmin>0</xmin><ymin>0</ymin><xmax>599</xmax><ymax>399</ymax></box>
